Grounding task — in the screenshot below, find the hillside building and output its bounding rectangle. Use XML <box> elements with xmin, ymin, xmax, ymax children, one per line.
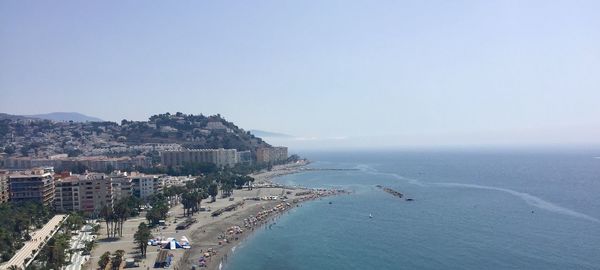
<box><xmin>161</xmin><ymin>148</ymin><xmax>238</xmax><ymax>168</ymax></box>
<box><xmin>256</xmin><ymin>147</ymin><xmax>288</xmax><ymax>164</ymax></box>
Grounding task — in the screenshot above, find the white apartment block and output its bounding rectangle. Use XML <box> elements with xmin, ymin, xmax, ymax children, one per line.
<box><xmin>160</xmin><ymin>148</ymin><xmax>239</xmax><ymax>168</ymax></box>
<box><xmin>129</xmin><ymin>173</ymin><xmax>163</xmax><ymax>200</ymax></box>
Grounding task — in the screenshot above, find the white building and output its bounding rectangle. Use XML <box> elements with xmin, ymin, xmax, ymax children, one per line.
<box><xmin>129</xmin><ymin>173</ymin><xmax>163</xmax><ymax>200</ymax></box>
<box><xmin>160</xmin><ymin>148</ymin><xmax>239</xmax><ymax>168</ymax></box>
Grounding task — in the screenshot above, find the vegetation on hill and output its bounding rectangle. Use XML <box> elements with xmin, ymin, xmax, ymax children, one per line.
<box><xmin>120</xmin><ymin>112</ymin><xmax>270</xmax><ymax>150</ymax></box>
<box><xmin>0</xmin><ymin>112</ymin><xmax>272</xmax><ymax>159</ymax></box>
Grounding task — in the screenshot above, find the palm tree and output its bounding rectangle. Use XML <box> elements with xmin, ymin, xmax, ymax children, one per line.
<box><xmin>134</xmin><ymin>223</ymin><xmax>152</xmax><ymax>257</ymax></box>
<box><xmin>113</xmin><ymin>199</ymin><xmax>131</xmax><ymax>237</ymax></box>
<box><xmin>111</xmin><ymin>250</ymin><xmax>125</xmax><ymax>270</ymax></box>
<box><xmin>194</xmin><ymin>190</ymin><xmax>207</xmax><ymax>213</ymax></box>
<box><xmin>8</xmin><ymin>265</ymin><xmax>21</xmax><ymax>270</ymax></box>
<box><xmin>245</xmin><ymin>176</ymin><xmax>255</xmax><ymax>190</ymax></box>
<box><xmin>181</xmin><ymin>192</ymin><xmax>193</xmax><ymax>216</ymax></box>
<box><xmin>98</xmin><ymin>251</ymin><xmax>111</xmax><ymax>270</ymax></box>
<box><xmin>99</xmin><ymin>204</ymin><xmax>113</xmax><ymax>238</ymax></box>
<box><xmin>208</xmin><ymin>182</ymin><xmax>218</xmax><ymax>202</ymax></box>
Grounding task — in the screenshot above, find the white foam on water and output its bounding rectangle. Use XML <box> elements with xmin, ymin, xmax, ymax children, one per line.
<box><xmin>355</xmin><ymin>164</ymin><xmax>426</xmax><ymax>186</ymax></box>
<box><xmin>355</xmin><ymin>164</ymin><xmax>599</xmax><ymax>224</ymax></box>
<box><xmin>431</xmin><ymin>182</ymin><xmax>600</xmax><ymax>224</ymax></box>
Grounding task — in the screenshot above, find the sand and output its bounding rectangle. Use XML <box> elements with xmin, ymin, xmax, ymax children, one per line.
<box><xmin>87</xmin><ymin>161</ymin><xmax>344</xmax><ymax>270</ymax></box>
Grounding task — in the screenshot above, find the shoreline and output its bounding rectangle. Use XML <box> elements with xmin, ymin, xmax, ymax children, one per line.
<box><xmin>175</xmin><ymin>161</ymin><xmax>347</xmax><ymax>270</ymax></box>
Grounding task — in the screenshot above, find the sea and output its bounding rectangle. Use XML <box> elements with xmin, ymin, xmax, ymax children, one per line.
<box><xmin>224</xmin><ymin>149</ymin><xmax>600</xmax><ymax>270</ymax></box>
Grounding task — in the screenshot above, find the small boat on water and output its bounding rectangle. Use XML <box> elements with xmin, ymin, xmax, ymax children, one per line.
<box><xmin>405</xmin><ymin>198</ymin><xmax>414</xmax><ymax>201</ymax></box>
<box><xmin>369</xmin><ymin>213</ymin><xmax>373</xmax><ymax>218</ymax></box>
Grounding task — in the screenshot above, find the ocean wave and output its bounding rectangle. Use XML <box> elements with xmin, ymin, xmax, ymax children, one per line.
<box><xmin>355</xmin><ymin>164</ymin><xmax>426</xmax><ymax>186</ymax></box>
<box><xmin>354</xmin><ymin>164</ymin><xmax>599</xmax><ymax>223</ymax></box>
<box><xmin>430</xmin><ymin>182</ymin><xmax>600</xmax><ymax>223</ymax></box>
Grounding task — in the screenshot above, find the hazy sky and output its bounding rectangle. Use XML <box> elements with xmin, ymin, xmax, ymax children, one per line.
<box><xmin>1</xmin><ymin>1</ymin><xmax>599</xmax><ymax>148</ymax></box>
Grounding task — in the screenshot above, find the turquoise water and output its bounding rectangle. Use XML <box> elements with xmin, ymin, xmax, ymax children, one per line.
<box><xmin>225</xmin><ymin>150</ymin><xmax>600</xmax><ymax>269</ymax></box>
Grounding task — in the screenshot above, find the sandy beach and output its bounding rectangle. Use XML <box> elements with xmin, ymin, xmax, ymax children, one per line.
<box><xmin>87</xmin><ymin>161</ymin><xmax>345</xmax><ymax>270</ymax></box>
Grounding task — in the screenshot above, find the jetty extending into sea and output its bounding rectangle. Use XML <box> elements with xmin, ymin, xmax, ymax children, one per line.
<box><xmin>376</xmin><ymin>185</ymin><xmax>414</xmax><ymax>201</ymax></box>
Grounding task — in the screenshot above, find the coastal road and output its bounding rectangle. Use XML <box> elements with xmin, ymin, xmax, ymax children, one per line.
<box><xmin>0</xmin><ymin>215</ymin><xmax>67</xmax><ymax>270</ymax></box>
<box><xmin>64</xmin><ymin>224</ymin><xmax>94</xmax><ymax>270</ymax></box>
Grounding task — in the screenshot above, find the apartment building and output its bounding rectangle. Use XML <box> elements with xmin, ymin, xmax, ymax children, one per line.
<box><xmin>256</xmin><ymin>147</ymin><xmax>288</xmax><ymax>164</ymax></box>
<box><xmin>3</xmin><ymin>155</ymin><xmax>151</xmax><ymax>170</ymax></box>
<box><xmin>8</xmin><ymin>167</ymin><xmax>55</xmax><ymax>206</ymax></box>
<box><xmin>110</xmin><ymin>171</ymin><xmax>132</xmax><ymax>202</ymax></box>
<box><xmin>161</xmin><ymin>148</ymin><xmax>239</xmax><ymax>168</ymax></box>
<box><xmin>236</xmin><ymin>150</ymin><xmax>253</xmax><ymax>165</ymax></box>
<box><xmin>79</xmin><ymin>173</ymin><xmax>113</xmax><ymax>215</ymax></box>
<box><xmin>129</xmin><ymin>173</ymin><xmax>163</xmax><ymax>200</ymax></box>
<box><xmin>54</xmin><ymin>174</ymin><xmax>81</xmax><ymax>212</ymax></box>
<box><xmin>54</xmin><ymin>172</ymin><xmax>113</xmax><ymax>215</ymax></box>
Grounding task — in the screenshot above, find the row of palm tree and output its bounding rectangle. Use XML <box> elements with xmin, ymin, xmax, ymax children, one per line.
<box><xmin>98</xmin><ymin>249</ymin><xmax>125</xmax><ymax>270</ymax></box>
<box><xmin>98</xmin><ymin>196</ymin><xmax>141</xmax><ymax>238</ymax></box>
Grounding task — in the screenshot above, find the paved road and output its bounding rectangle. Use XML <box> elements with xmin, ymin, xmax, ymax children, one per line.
<box><xmin>0</xmin><ymin>215</ymin><xmax>67</xmax><ymax>270</ymax></box>
<box><xmin>64</xmin><ymin>224</ymin><xmax>95</xmax><ymax>270</ymax></box>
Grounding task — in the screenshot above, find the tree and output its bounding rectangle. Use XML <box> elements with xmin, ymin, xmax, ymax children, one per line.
<box><xmin>7</xmin><ymin>265</ymin><xmax>21</xmax><ymax>270</ymax></box>
<box><xmin>113</xmin><ymin>198</ymin><xmax>136</xmax><ymax>237</ymax></box>
<box><xmin>44</xmin><ymin>233</ymin><xmax>70</xmax><ymax>270</ymax></box>
<box><xmin>98</xmin><ymin>251</ymin><xmax>111</xmax><ymax>270</ymax></box>
<box><xmin>99</xmin><ymin>205</ymin><xmax>115</xmax><ymax>238</ymax></box>
<box><xmin>65</xmin><ymin>213</ymin><xmax>84</xmax><ymax>234</ymax></box>
<box><xmin>83</xmin><ymin>240</ymin><xmax>95</xmax><ymax>253</ymax></box>
<box><xmin>111</xmin><ymin>250</ymin><xmax>125</xmax><ymax>270</ymax></box>
<box><xmin>193</xmin><ymin>190</ymin><xmax>208</xmax><ymax>213</ymax></box>
<box><xmin>245</xmin><ymin>176</ymin><xmax>255</xmax><ymax>190</ymax></box>
<box><xmin>134</xmin><ymin>223</ymin><xmax>152</xmax><ymax>257</ymax></box>
<box><xmin>0</xmin><ymin>201</ymin><xmax>53</xmax><ymax>262</ymax></box>
<box><xmin>208</xmin><ymin>182</ymin><xmax>218</xmax><ymax>202</ymax></box>
<box><xmin>234</xmin><ymin>175</ymin><xmax>246</xmax><ymax>189</ymax></box>
<box><xmin>219</xmin><ymin>175</ymin><xmax>234</xmax><ymax>198</ymax></box>
<box><xmin>181</xmin><ymin>192</ymin><xmax>194</xmax><ymax>217</ymax></box>
<box><xmin>145</xmin><ymin>194</ymin><xmax>168</xmax><ymax>225</ymax></box>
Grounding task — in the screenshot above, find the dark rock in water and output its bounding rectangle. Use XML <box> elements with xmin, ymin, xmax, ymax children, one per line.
<box><xmin>329</xmin><ymin>201</ymin><xmax>332</xmax><ymax>204</ymax></box>
<box><xmin>376</xmin><ymin>185</ymin><xmax>407</xmax><ymax>199</ymax></box>
<box><xmin>382</xmin><ymin>187</ymin><xmax>403</xmax><ymax>198</ymax></box>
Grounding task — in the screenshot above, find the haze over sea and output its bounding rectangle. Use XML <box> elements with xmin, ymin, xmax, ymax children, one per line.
<box><xmin>225</xmin><ymin>149</ymin><xmax>600</xmax><ymax>270</ymax></box>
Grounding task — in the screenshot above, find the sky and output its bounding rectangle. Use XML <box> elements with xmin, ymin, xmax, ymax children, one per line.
<box><xmin>1</xmin><ymin>1</ymin><xmax>599</xmax><ymax>149</ymax></box>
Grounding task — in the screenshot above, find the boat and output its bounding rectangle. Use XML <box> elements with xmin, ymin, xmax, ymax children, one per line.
<box><xmin>369</xmin><ymin>213</ymin><xmax>373</xmax><ymax>218</ymax></box>
<box><xmin>405</xmin><ymin>198</ymin><xmax>414</xmax><ymax>201</ymax></box>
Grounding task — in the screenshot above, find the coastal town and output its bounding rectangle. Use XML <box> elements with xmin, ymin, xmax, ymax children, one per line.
<box><xmin>0</xmin><ymin>113</ymin><xmax>344</xmax><ymax>270</ymax></box>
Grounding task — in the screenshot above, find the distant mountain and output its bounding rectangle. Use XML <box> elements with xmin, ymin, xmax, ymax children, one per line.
<box><xmin>0</xmin><ymin>113</ymin><xmax>38</xmax><ymax>121</ymax></box>
<box><xmin>26</xmin><ymin>112</ymin><xmax>103</xmax><ymax>122</ymax></box>
<box><xmin>250</xmin><ymin>129</ymin><xmax>294</xmax><ymax>138</ymax></box>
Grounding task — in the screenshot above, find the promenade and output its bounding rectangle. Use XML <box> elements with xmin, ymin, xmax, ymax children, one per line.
<box><xmin>64</xmin><ymin>223</ymin><xmax>95</xmax><ymax>270</ymax></box>
<box><xmin>0</xmin><ymin>214</ymin><xmax>67</xmax><ymax>270</ymax></box>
